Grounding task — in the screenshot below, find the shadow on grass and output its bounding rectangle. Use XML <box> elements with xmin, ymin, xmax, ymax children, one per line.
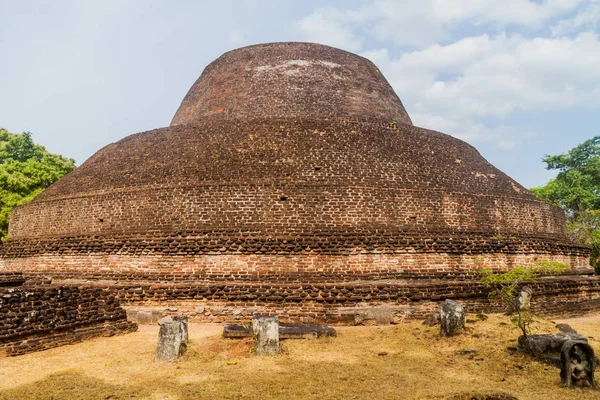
<box><xmin>0</xmin><ymin>371</ymin><xmax>148</xmax><ymax>400</ymax></box>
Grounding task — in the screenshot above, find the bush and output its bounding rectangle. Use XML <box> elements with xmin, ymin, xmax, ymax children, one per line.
<box><xmin>479</xmin><ymin>261</ymin><xmax>570</xmax><ymax>336</ymax></box>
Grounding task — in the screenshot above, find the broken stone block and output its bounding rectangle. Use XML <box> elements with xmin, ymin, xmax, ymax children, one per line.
<box><xmin>127</xmin><ymin>307</ymin><xmax>168</xmax><ymax>325</ymax></box>
<box><xmin>210</xmin><ymin>306</ymin><xmax>225</xmax><ymax>315</ymax></box>
<box><xmin>223</xmin><ymin>322</ymin><xmax>336</xmax><ymax>339</ymax></box>
<box><xmin>518</xmin><ymin>332</ymin><xmax>587</xmax><ymax>356</ymax></box>
<box><xmin>560</xmin><ymin>340</ymin><xmax>597</xmax><ymax>388</ymax></box>
<box><xmin>158</xmin><ymin>315</ymin><xmax>189</xmax><ymax>344</ymax></box>
<box><xmin>136</xmin><ymin>311</ymin><xmax>154</xmax><ymax>325</ymax></box>
<box><xmin>440</xmin><ymin>299</ymin><xmax>465</xmax><ymax>337</ymax></box>
<box><xmin>354</xmin><ymin>308</ymin><xmax>394</xmax><ymax>325</ymax></box>
<box><xmin>253</xmin><ymin>316</ymin><xmax>280</xmax><ymax>355</ymax></box>
<box><xmin>155</xmin><ymin>315</ymin><xmax>188</xmax><ymax>361</ymax></box>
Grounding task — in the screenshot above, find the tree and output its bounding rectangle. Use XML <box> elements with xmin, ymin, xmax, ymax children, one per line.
<box><xmin>531</xmin><ymin>136</ymin><xmax>600</xmax><ymax>274</ymax></box>
<box><xmin>0</xmin><ymin>128</ymin><xmax>76</xmax><ymax>240</ymax></box>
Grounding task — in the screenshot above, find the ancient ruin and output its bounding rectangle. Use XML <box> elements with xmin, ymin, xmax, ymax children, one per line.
<box><xmin>1</xmin><ymin>42</ymin><xmax>599</xmax><ymax>324</ymax></box>
<box><xmin>0</xmin><ymin>272</ymin><xmax>136</xmax><ymax>356</ymax></box>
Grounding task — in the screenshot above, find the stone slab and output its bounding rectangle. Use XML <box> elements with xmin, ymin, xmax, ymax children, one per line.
<box><xmin>223</xmin><ymin>322</ymin><xmax>336</xmax><ymax>339</ymax></box>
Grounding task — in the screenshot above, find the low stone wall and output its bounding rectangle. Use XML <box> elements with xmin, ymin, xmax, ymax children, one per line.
<box><xmin>0</xmin><ymin>282</ymin><xmax>137</xmax><ymax>356</ymax></box>
<box><xmin>112</xmin><ymin>275</ymin><xmax>600</xmax><ymax>325</ymax></box>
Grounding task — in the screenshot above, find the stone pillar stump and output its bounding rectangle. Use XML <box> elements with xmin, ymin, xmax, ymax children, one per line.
<box><xmin>253</xmin><ymin>316</ymin><xmax>280</xmax><ymax>356</ymax></box>
<box><xmin>440</xmin><ymin>299</ymin><xmax>465</xmax><ymax>337</ymax></box>
<box><xmin>155</xmin><ymin>315</ymin><xmax>188</xmax><ymax>361</ymax></box>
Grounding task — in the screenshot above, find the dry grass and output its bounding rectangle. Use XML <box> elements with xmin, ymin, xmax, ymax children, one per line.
<box><xmin>0</xmin><ymin>314</ymin><xmax>599</xmax><ymax>400</ymax></box>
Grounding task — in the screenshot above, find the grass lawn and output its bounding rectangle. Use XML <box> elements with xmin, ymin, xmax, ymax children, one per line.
<box><xmin>0</xmin><ymin>314</ymin><xmax>599</xmax><ymax>400</ymax></box>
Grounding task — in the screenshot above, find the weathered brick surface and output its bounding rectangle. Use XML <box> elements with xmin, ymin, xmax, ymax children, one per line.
<box><xmin>109</xmin><ymin>275</ymin><xmax>600</xmax><ymax>324</ymax></box>
<box><xmin>0</xmin><ymin>272</ymin><xmax>25</xmax><ymax>287</ymax></box>
<box><xmin>8</xmin><ymin>118</ymin><xmax>568</xmax><ymax>237</ymax></box>
<box><xmin>0</xmin><ymin>283</ymin><xmax>137</xmax><ymax>356</ymax></box>
<box><xmin>0</xmin><ymin>42</ymin><xmax>594</xmax><ymax>322</ymax></box>
<box><xmin>170</xmin><ymin>42</ymin><xmax>413</xmax><ymax>126</ymax></box>
<box><xmin>0</xmin><ymin>252</ymin><xmax>592</xmax><ymax>282</ymax></box>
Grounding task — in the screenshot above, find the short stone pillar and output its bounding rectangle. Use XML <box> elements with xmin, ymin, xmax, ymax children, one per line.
<box><xmin>252</xmin><ymin>316</ymin><xmax>280</xmax><ymax>355</ymax></box>
<box><xmin>560</xmin><ymin>340</ymin><xmax>597</xmax><ymax>388</ymax></box>
<box><xmin>156</xmin><ymin>315</ymin><xmax>188</xmax><ymax>362</ymax></box>
<box><xmin>440</xmin><ymin>299</ymin><xmax>465</xmax><ymax>337</ymax></box>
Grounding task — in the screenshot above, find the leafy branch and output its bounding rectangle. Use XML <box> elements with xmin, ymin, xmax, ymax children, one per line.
<box><xmin>479</xmin><ymin>261</ymin><xmax>570</xmax><ymax>336</ymax></box>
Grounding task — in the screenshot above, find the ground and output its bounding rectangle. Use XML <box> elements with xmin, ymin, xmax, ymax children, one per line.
<box><xmin>0</xmin><ymin>314</ymin><xmax>599</xmax><ymax>400</ymax></box>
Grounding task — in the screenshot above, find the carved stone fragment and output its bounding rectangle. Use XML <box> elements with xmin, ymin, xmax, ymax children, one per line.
<box><xmin>507</xmin><ymin>286</ymin><xmax>533</xmax><ymax>314</ymax></box>
<box><xmin>560</xmin><ymin>340</ymin><xmax>596</xmax><ymax>388</ymax></box>
<box><xmin>556</xmin><ymin>323</ymin><xmax>577</xmax><ymax>333</ymax></box>
<box><xmin>440</xmin><ymin>299</ymin><xmax>465</xmax><ymax>337</ymax></box>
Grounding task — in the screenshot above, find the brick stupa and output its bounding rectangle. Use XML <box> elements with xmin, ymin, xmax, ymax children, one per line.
<box><xmin>1</xmin><ymin>43</ymin><xmax>598</xmax><ymax>323</ymax></box>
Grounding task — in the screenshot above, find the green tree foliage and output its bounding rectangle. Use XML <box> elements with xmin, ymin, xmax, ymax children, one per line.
<box><xmin>0</xmin><ymin>128</ymin><xmax>75</xmax><ymax>240</ymax></box>
<box><xmin>480</xmin><ymin>261</ymin><xmax>570</xmax><ymax>336</ymax></box>
<box><xmin>531</xmin><ymin>136</ymin><xmax>600</xmax><ymax>273</ymax></box>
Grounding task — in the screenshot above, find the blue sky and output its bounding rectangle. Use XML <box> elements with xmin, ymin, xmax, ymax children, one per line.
<box><xmin>1</xmin><ymin>0</ymin><xmax>599</xmax><ymax>188</ymax></box>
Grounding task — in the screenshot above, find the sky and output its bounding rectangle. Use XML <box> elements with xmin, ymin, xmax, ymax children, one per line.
<box><xmin>1</xmin><ymin>0</ymin><xmax>599</xmax><ymax>189</ymax></box>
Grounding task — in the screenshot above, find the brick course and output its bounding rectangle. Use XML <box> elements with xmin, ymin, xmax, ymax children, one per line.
<box><xmin>110</xmin><ymin>275</ymin><xmax>600</xmax><ymax>324</ymax></box>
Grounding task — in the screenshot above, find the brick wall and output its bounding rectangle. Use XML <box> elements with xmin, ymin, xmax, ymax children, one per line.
<box><xmin>0</xmin><ymin>282</ymin><xmax>137</xmax><ymax>356</ymax></box>
<box><xmin>111</xmin><ymin>275</ymin><xmax>600</xmax><ymax>324</ymax></box>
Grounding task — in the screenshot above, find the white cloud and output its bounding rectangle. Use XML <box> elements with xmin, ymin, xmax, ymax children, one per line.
<box><xmin>552</xmin><ymin>0</ymin><xmax>600</xmax><ymax>36</ymax></box>
<box><xmin>294</xmin><ymin>1</ymin><xmax>600</xmax><ymax>149</ymax></box>
<box><xmin>361</xmin><ymin>32</ymin><xmax>600</xmax><ymax>147</ymax></box>
<box><xmin>296</xmin><ymin>0</ymin><xmax>584</xmax><ymax>47</ymax></box>
<box><xmin>412</xmin><ymin>112</ymin><xmax>538</xmax><ymax>150</ymax></box>
<box><xmin>433</xmin><ymin>0</ymin><xmax>582</xmax><ymax>26</ymax></box>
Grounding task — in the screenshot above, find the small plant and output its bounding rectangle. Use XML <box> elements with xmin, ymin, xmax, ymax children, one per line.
<box><xmin>479</xmin><ymin>261</ymin><xmax>569</xmax><ymax>337</ymax></box>
<box><xmin>390</xmin><ymin>120</ymin><xmax>397</xmax><ymax>126</ymax></box>
<box><xmin>279</xmin><ymin>125</ymin><xmax>285</xmax><ymax>130</ymax></box>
